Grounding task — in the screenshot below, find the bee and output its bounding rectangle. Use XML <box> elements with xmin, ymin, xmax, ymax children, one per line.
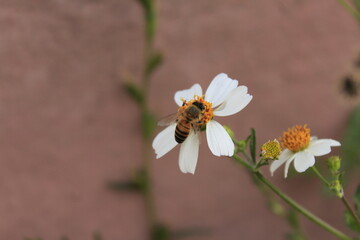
<box><xmin>158</xmin><ymin>100</ymin><xmax>206</xmax><ymax>144</ymax></box>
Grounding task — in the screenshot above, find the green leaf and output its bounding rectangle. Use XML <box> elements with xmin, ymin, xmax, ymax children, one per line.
<box><xmin>107</xmin><ymin>180</ymin><xmax>141</xmax><ymax>192</ymax></box>
<box><xmin>123</xmin><ymin>81</ymin><xmax>144</xmax><ymax>105</ymax></box>
<box><xmin>145</xmin><ymin>52</ymin><xmax>163</xmax><ymax>78</ymax></box>
<box><xmin>108</xmin><ymin>169</ymin><xmax>148</xmax><ymax>193</ymax></box>
<box><xmin>285</xmin><ymin>210</ymin><xmax>307</xmax><ymax>240</ymax></box>
<box><xmin>287</xmin><ymin>209</ymin><xmax>300</xmax><ymax>229</ymax></box>
<box><xmin>341</xmin><ymin>104</ymin><xmax>360</xmax><ymax>170</ymax></box>
<box><xmin>171</xmin><ymin>227</ymin><xmax>211</xmax><ymax>239</ymax></box>
<box><xmin>136</xmin><ymin>0</ymin><xmax>156</xmax><ymax>42</ymax></box>
<box><xmin>344</xmin><ymin>210</ymin><xmax>360</xmax><ymax>232</ymax></box>
<box><xmin>93</xmin><ymin>232</ymin><xmax>102</xmax><ymax>240</ymax></box>
<box><xmin>285</xmin><ymin>232</ymin><xmax>307</xmax><ymax>240</ymax></box>
<box><xmin>249</xmin><ymin>128</ymin><xmax>257</xmax><ymax>163</ymax></box>
<box><xmin>354</xmin><ymin>0</ymin><xmax>360</xmax><ymax>11</ymax></box>
<box><xmin>137</xmin><ymin>0</ymin><xmax>148</xmax><ymax>8</ymax></box>
<box><xmin>152</xmin><ymin>223</ymin><xmax>170</xmax><ymax>240</ymax></box>
<box><xmin>268</xmin><ymin>199</ymin><xmax>286</xmax><ymax>217</ymax></box>
<box><xmin>142</xmin><ymin>110</ymin><xmax>156</xmax><ymax>140</ymax></box>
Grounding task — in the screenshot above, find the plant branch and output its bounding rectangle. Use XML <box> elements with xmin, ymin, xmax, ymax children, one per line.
<box><xmin>337</xmin><ymin>0</ymin><xmax>360</xmax><ymax>20</ymax></box>
<box><xmin>311</xmin><ymin>166</ymin><xmax>331</xmax><ymax>186</ymax></box>
<box><xmin>342</xmin><ymin>195</ymin><xmax>360</xmax><ymax>229</ymax></box>
<box><xmin>311</xmin><ymin>167</ymin><xmax>360</xmax><ymax>229</ymax></box>
<box><xmin>232</xmin><ymin>154</ymin><xmax>352</xmax><ymax>240</ymax></box>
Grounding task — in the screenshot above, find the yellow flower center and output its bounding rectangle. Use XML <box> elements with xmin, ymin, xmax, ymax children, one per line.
<box><xmin>261</xmin><ymin>139</ymin><xmax>281</xmax><ymax>160</ymax></box>
<box><xmin>179</xmin><ymin>95</ymin><xmax>214</xmax><ymax>124</ymax></box>
<box><xmin>280</xmin><ymin>125</ymin><xmax>311</xmax><ymax>152</ymax></box>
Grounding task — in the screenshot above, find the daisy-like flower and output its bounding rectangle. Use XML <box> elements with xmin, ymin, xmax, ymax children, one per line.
<box><xmin>270</xmin><ymin>125</ymin><xmax>341</xmax><ymax>178</ymax></box>
<box><xmin>261</xmin><ymin>139</ymin><xmax>281</xmax><ymax>161</ymax></box>
<box><xmin>152</xmin><ymin>73</ymin><xmax>253</xmax><ymax>174</ymax></box>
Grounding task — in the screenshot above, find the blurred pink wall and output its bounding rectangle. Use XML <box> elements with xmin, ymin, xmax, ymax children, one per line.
<box><xmin>0</xmin><ymin>0</ymin><xmax>359</xmax><ymax>239</ymax></box>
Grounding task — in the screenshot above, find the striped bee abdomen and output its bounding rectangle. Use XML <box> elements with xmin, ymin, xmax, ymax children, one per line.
<box><xmin>175</xmin><ymin>120</ymin><xmax>191</xmax><ymax>143</ymax></box>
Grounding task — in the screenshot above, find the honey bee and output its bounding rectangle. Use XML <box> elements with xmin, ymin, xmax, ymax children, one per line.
<box><xmin>158</xmin><ymin>100</ymin><xmax>206</xmax><ymax>144</ymax></box>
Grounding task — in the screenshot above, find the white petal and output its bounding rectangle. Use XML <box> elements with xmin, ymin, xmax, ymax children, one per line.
<box><xmin>152</xmin><ymin>124</ymin><xmax>178</xmax><ymax>159</ymax></box>
<box><xmin>270</xmin><ymin>149</ymin><xmax>294</xmax><ymax>176</ymax></box>
<box><xmin>329</xmin><ymin>139</ymin><xmax>341</xmax><ymax>146</ymax></box>
<box><xmin>213</xmin><ymin>86</ymin><xmax>253</xmax><ymax>117</ymax></box>
<box><xmin>284</xmin><ymin>153</ymin><xmax>296</xmax><ymax>178</ymax></box>
<box><xmin>174</xmin><ymin>84</ymin><xmax>202</xmax><ymax>106</ymax></box>
<box><xmin>206</xmin><ymin>120</ymin><xmax>234</xmax><ymax>157</ymax></box>
<box><xmin>293</xmin><ymin>150</ymin><xmax>315</xmax><ymax>173</ymax></box>
<box><xmin>311</xmin><ymin>136</ymin><xmax>318</xmax><ymax>141</ymax></box>
<box><xmin>307</xmin><ymin>138</ymin><xmax>340</xmax><ymax>157</ymax></box>
<box><xmin>205</xmin><ymin>73</ymin><xmax>238</xmax><ymax>108</ymax></box>
<box><xmin>178</xmin><ymin>131</ymin><xmax>200</xmax><ymax>174</ymax></box>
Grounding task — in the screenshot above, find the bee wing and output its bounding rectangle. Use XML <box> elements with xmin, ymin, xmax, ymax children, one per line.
<box><xmin>157</xmin><ymin>113</ymin><xmax>178</xmax><ymax>126</ymax></box>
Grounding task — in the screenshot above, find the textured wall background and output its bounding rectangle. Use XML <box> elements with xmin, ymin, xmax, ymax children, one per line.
<box><xmin>0</xmin><ymin>0</ymin><xmax>360</xmax><ymax>239</ymax></box>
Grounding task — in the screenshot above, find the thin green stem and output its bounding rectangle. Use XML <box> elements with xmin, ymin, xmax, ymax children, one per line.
<box><xmin>337</xmin><ymin>0</ymin><xmax>360</xmax><ymax>20</ymax></box>
<box><xmin>342</xmin><ymin>195</ymin><xmax>360</xmax><ymax>228</ymax></box>
<box><xmin>137</xmin><ymin>0</ymin><xmax>159</xmax><ymax>235</ymax></box>
<box><xmin>140</xmin><ymin>40</ymin><xmax>157</xmax><ymax>231</ymax></box>
<box><xmin>141</xmin><ymin>139</ymin><xmax>157</xmax><ymax>227</ymax></box>
<box><xmin>311</xmin><ymin>167</ymin><xmax>360</xmax><ymax>229</ymax></box>
<box><xmin>311</xmin><ymin>166</ymin><xmax>331</xmax><ymax>186</ymax></box>
<box><xmin>255</xmin><ymin>172</ymin><xmax>350</xmax><ymax>240</ymax></box>
<box><xmin>232</xmin><ymin>155</ymin><xmax>351</xmax><ymax>240</ymax></box>
<box><xmin>233</xmin><ymin>154</ymin><xmax>253</xmax><ymax>170</ymax></box>
<box><xmin>247</xmin><ymin>169</ymin><xmax>307</xmax><ymax>238</ymax></box>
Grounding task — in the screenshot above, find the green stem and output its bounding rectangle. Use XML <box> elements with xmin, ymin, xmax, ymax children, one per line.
<box><xmin>138</xmin><ymin>0</ymin><xmax>158</xmax><ymax>234</ymax></box>
<box><xmin>311</xmin><ymin>166</ymin><xmax>331</xmax><ymax>186</ymax></box>
<box><xmin>311</xmin><ymin>167</ymin><xmax>360</xmax><ymax>229</ymax></box>
<box><xmin>142</xmin><ymin>139</ymin><xmax>157</xmax><ymax>227</ymax></box>
<box><xmin>233</xmin><ymin>154</ymin><xmax>253</xmax><ymax>170</ymax></box>
<box><xmin>342</xmin><ymin>195</ymin><xmax>360</xmax><ymax>228</ymax></box>
<box><xmin>255</xmin><ymin>172</ymin><xmax>350</xmax><ymax>240</ymax></box>
<box><xmin>232</xmin><ymin>155</ymin><xmax>351</xmax><ymax>240</ymax></box>
<box><xmin>337</xmin><ymin>0</ymin><xmax>360</xmax><ymax>20</ymax></box>
<box><xmin>248</xmin><ymin>171</ymin><xmax>307</xmax><ymax>238</ymax></box>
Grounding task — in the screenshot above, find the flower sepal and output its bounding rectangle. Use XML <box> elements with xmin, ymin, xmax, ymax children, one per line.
<box><xmin>235</xmin><ymin>140</ymin><xmax>248</xmax><ymax>153</ymax></box>
<box><xmin>330</xmin><ymin>179</ymin><xmax>344</xmax><ymax>198</ymax></box>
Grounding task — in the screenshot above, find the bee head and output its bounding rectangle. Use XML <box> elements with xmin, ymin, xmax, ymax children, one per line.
<box><xmin>192</xmin><ymin>101</ymin><xmax>205</xmax><ymax>111</ymax></box>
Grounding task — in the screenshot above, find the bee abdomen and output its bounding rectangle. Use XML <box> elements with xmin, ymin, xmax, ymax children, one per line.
<box><xmin>175</xmin><ymin>121</ymin><xmax>190</xmax><ymax>144</ymax></box>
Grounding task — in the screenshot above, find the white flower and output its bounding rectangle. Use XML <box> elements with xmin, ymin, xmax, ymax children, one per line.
<box><xmin>152</xmin><ymin>73</ymin><xmax>253</xmax><ymax>174</ymax></box>
<box><xmin>270</xmin><ymin>125</ymin><xmax>341</xmax><ymax>178</ymax></box>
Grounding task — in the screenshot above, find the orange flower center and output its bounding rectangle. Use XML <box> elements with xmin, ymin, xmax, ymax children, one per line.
<box><xmin>280</xmin><ymin>125</ymin><xmax>311</xmax><ymax>152</ymax></box>
<box><xmin>179</xmin><ymin>95</ymin><xmax>214</xmax><ymax>124</ymax></box>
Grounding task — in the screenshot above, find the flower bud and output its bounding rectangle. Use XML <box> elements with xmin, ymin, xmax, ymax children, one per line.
<box><xmin>261</xmin><ymin>139</ymin><xmax>281</xmax><ymax>160</ymax></box>
<box><xmin>269</xmin><ymin>200</ymin><xmax>285</xmax><ymax>216</ymax></box>
<box><xmin>327</xmin><ymin>156</ymin><xmax>341</xmax><ymax>174</ymax></box>
<box><xmin>331</xmin><ymin>179</ymin><xmax>344</xmax><ymax>198</ymax></box>
<box><xmin>236</xmin><ymin>140</ymin><xmax>247</xmax><ymax>153</ymax></box>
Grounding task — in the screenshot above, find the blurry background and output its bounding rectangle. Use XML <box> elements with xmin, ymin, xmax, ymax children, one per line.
<box><xmin>1</xmin><ymin>0</ymin><xmax>360</xmax><ymax>239</ymax></box>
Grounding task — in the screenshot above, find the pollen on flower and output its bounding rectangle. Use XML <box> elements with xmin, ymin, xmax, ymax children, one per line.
<box><xmin>179</xmin><ymin>95</ymin><xmax>213</xmax><ymax>124</ymax></box>
<box><xmin>280</xmin><ymin>125</ymin><xmax>311</xmax><ymax>152</ymax></box>
<box><xmin>261</xmin><ymin>139</ymin><xmax>281</xmax><ymax>160</ymax></box>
